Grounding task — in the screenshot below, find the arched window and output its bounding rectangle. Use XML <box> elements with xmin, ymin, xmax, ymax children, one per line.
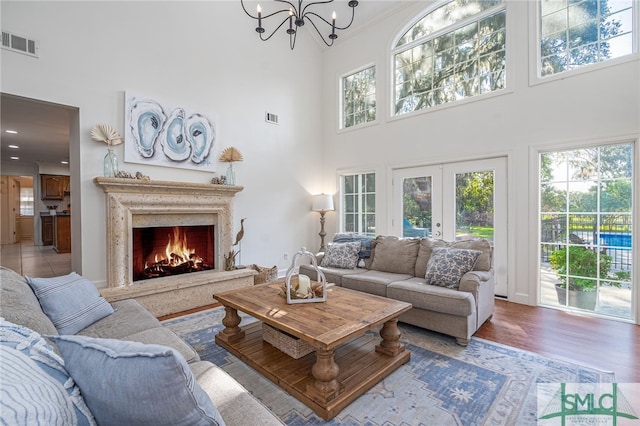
<box><xmin>392</xmin><ymin>0</ymin><xmax>506</xmax><ymax>116</ymax></box>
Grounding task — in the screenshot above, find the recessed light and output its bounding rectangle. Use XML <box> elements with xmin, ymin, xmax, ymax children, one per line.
<box><xmin>8</xmin><ymin>144</ymin><xmax>19</xmax><ymax>149</ymax></box>
<box><xmin>10</xmin><ymin>156</ymin><xmax>19</xmax><ymax>160</ymax></box>
<box><xmin>61</xmin><ymin>160</ymin><xmax>69</xmax><ymax>165</ymax></box>
<box><xmin>5</xmin><ymin>130</ymin><xmax>18</xmax><ymax>134</ymax></box>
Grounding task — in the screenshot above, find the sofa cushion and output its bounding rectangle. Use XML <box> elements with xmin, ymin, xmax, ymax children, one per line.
<box><xmin>370</xmin><ymin>236</ymin><xmax>420</xmax><ymax>275</ymax></box>
<box><xmin>387</xmin><ymin>278</ymin><xmax>474</xmax><ymax>317</ymax></box>
<box><xmin>50</xmin><ymin>335</ymin><xmax>225</xmax><ymax>426</ymax></box>
<box><xmin>26</xmin><ymin>272</ymin><xmax>114</xmax><ymax>335</ymax></box>
<box><xmin>342</xmin><ymin>270</ymin><xmax>413</xmax><ymax>297</ymax></box>
<box><xmin>320</xmin><ymin>241</ymin><xmax>361</xmax><ymax>269</ymax></box>
<box><xmin>77</xmin><ymin>299</ymin><xmax>162</xmax><ymax>340</ymax></box>
<box><xmin>0</xmin><ymin>318</ymin><xmax>96</xmax><ymax>425</ymax></box>
<box><xmin>425</xmin><ymin>247</ymin><xmax>482</xmax><ymax>289</ymax></box>
<box><xmin>190</xmin><ymin>361</ymin><xmax>285</xmax><ymax>426</ymax></box>
<box><xmin>332</xmin><ymin>233</ymin><xmax>375</xmax><ymax>259</ymax></box>
<box><xmin>299</xmin><ymin>264</ymin><xmax>367</xmax><ymax>286</ymax></box>
<box><xmin>0</xmin><ymin>267</ymin><xmax>58</xmax><ymax>337</ymax></box>
<box><xmin>415</xmin><ymin>238</ymin><xmax>492</xmax><ymax>277</ymax></box>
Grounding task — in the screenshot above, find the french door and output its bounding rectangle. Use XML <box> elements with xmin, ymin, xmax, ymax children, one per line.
<box><xmin>392</xmin><ymin>157</ymin><xmax>508</xmax><ymax>296</ymax></box>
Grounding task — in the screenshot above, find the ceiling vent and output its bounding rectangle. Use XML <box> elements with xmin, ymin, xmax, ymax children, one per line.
<box><xmin>1</xmin><ymin>31</ymin><xmax>38</xmax><ymax>58</ymax></box>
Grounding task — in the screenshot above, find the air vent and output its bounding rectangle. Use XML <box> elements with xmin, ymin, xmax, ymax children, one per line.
<box><xmin>1</xmin><ymin>31</ymin><xmax>38</xmax><ymax>58</ymax></box>
<box><xmin>265</xmin><ymin>112</ymin><xmax>279</xmax><ymax>125</ymax></box>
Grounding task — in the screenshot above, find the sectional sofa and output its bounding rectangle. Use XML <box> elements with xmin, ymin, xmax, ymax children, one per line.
<box><xmin>300</xmin><ymin>234</ymin><xmax>495</xmax><ymax>346</ymax></box>
<box><xmin>0</xmin><ymin>266</ymin><xmax>283</xmax><ymax>426</ymax></box>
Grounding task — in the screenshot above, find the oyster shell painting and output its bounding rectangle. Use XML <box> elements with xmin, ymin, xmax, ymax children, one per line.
<box><xmin>159</xmin><ymin>108</ymin><xmax>190</xmax><ymax>162</ymax></box>
<box><xmin>124</xmin><ymin>92</ymin><xmax>216</xmax><ymax>171</ymax></box>
<box><xmin>185</xmin><ymin>113</ymin><xmax>215</xmax><ymax>164</ymax></box>
<box><xmin>129</xmin><ymin>99</ymin><xmax>166</xmax><ymax>158</ymax></box>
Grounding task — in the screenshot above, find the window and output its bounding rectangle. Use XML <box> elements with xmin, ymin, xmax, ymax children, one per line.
<box><xmin>539</xmin><ymin>0</ymin><xmax>635</xmax><ymax>77</ymax></box>
<box><xmin>20</xmin><ymin>187</ymin><xmax>34</xmax><ymax>216</ymax></box>
<box><xmin>539</xmin><ymin>142</ymin><xmax>634</xmax><ymax>319</ymax></box>
<box><xmin>341</xmin><ymin>172</ymin><xmax>376</xmax><ymax>235</ymax></box>
<box><xmin>393</xmin><ymin>0</ymin><xmax>506</xmax><ymax>115</ymax></box>
<box><xmin>341</xmin><ymin>66</ymin><xmax>376</xmax><ymax>129</ymax></box>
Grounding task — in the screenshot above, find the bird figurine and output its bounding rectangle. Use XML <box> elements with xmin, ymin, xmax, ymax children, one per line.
<box><xmin>233</xmin><ymin>218</ymin><xmax>246</xmax><ymax>246</ymax></box>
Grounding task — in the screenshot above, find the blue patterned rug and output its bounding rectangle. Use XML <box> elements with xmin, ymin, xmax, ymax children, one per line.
<box><xmin>162</xmin><ymin>307</ymin><xmax>614</xmax><ymax>426</ymax></box>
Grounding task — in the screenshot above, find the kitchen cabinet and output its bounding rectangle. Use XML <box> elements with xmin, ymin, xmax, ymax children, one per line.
<box><xmin>53</xmin><ymin>215</ymin><xmax>71</xmax><ymax>253</ymax></box>
<box><xmin>41</xmin><ymin>174</ymin><xmax>65</xmax><ymax>200</ymax></box>
<box><xmin>41</xmin><ymin>216</ymin><xmax>54</xmax><ymax>245</ymax></box>
<box><xmin>63</xmin><ymin>176</ymin><xmax>70</xmax><ymax>195</ymax></box>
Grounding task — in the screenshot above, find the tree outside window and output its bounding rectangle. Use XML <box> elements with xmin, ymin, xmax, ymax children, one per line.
<box><xmin>539</xmin><ymin>0</ymin><xmax>634</xmax><ymax>77</ymax></box>
<box><xmin>393</xmin><ymin>0</ymin><xmax>506</xmax><ymax>115</ymax></box>
<box><xmin>341</xmin><ymin>66</ymin><xmax>376</xmax><ymax>129</ymax></box>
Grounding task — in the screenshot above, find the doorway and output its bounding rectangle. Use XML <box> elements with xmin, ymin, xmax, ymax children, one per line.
<box><xmin>392</xmin><ymin>157</ymin><xmax>508</xmax><ymax>296</ymax></box>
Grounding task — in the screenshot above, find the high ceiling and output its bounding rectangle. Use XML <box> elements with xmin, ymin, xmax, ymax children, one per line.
<box><xmin>0</xmin><ymin>1</ymin><xmax>403</xmax><ymax>168</ymax></box>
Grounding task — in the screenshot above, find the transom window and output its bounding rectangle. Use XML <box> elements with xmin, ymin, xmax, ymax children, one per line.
<box><xmin>341</xmin><ymin>172</ymin><xmax>376</xmax><ymax>235</ymax></box>
<box><xmin>539</xmin><ymin>0</ymin><xmax>635</xmax><ymax>77</ymax></box>
<box><xmin>393</xmin><ymin>0</ymin><xmax>506</xmax><ymax>116</ymax></box>
<box><xmin>341</xmin><ymin>66</ymin><xmax>376</xmax><ymax>129</ymax></box>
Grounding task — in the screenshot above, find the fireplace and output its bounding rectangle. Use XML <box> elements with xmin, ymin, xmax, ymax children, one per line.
<box><xmin>94</xmin><ymin>177</ymin><xmax>256</xmax><ymax>317</ymax></box>
<box><xmin>132</xmin><ymin>225</ymin><xmax>215</xmax><ymax>281</ymax></box>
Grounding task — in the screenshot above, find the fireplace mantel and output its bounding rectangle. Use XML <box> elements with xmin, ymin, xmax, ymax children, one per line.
<box><xmin>94</xmin><ymin>177</ymin><xmax>255</xmax><ymax>316</ymax></box>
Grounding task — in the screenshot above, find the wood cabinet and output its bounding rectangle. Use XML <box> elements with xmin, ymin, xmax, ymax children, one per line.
<box><xmin>53</xmin><ymin>215</ymin><xmax>71</xmax><ymax>253</ymax></box>
<box><xmin>41</xmin><ymin>216</ymin><xmax>54</xmax><ymax>245</ymax></box>
<box><xmin>41</xmin><ymin>175</ymin><xmax>65</xmax><ymax>200</ymax></box>
<box><xmin>63</xmin><ymin>176</ymin><xmax>70</xmax><ymax>195</ymax></box>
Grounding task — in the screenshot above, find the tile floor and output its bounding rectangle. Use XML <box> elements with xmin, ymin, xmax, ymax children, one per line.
<box><xmin>0</xmin><ymin>240</ymin><xmax>72</xmax><ymax>277</ymax></box>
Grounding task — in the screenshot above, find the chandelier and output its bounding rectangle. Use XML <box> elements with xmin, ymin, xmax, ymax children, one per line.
<box><xmin>241</xmin><ymin>0</ymin><xmax>359</xmax><ymax>50</ymax></box>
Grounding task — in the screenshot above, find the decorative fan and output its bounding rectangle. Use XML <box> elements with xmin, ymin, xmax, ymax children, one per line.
<box><xmin>219</xmin><ymin>147</ymin><xmax>243</xmax><ymax>162</ymax></box>
<box><xmin>90</xmin><ymin>124</ymin><xmax>123</xmax><ymax>146</ymax></box>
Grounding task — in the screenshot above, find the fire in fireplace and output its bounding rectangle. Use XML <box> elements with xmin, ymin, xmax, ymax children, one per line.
<box><xmin>132</xmin><ymin>225</ymin><xmax>215</xmax><ymax>281</ymax></box>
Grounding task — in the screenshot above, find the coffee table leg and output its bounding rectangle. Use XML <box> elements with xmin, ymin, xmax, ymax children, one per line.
<box><xmin>376</xmin><ymin>318</ymin><xmax>405</xmax><ymax>357</ymax></box>
<box><xmin>307</xmin><ymin>349</ymin><xmax>343</xmax><ymax>403</ymax></box>
<box><xmin>217</xmin><ymin>306</ymin><xmax>245</xmax><ymax>344</ymax></box>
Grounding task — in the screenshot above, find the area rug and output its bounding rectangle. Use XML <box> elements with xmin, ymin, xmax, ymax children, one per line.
<box><xmin>162</xmin><ymin>307</ymin><xmax>615</xmax><ymax>426</ymax></box>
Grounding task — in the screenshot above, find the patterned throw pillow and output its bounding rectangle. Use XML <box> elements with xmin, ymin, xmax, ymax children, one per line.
<box><xmin>320</xmin><ymin>241</ymin><xmax>361</xmax><ymax>269</ymax></box>
<box><xmin>0</xmin><ymin>318</ymin><xmax>96</xmax><ymax>425</ymax></box>
<box><xmin>26</xmin><ymin>272</ymin><xmax>114</xmax><ymax>335</ymax></box>
<box><xmin>425</xmin><ymin>247</ymin><xmax>482</xmax><ymax>289</ymax></box>
<box><xmin>49</xmin><ymin>335</ymin><xmax>225</xmax><ymax>426</ymax></box>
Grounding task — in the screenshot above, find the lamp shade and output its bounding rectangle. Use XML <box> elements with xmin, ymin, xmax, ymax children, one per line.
<box><xmin>312</xmin><ymin>194</ymin><xmax>334</xmax><ymax>212</ymax></box>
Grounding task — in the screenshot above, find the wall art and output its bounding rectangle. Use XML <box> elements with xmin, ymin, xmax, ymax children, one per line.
<box><xmin>124</xmin><ymin>92</ymin><xmax>216</xmax><ymax>171</ymax></box>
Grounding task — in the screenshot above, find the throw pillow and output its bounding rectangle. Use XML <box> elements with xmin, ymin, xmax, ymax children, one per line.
<box><xmin>26</xmin><ymin>272</ymin><xmax>114</xmax><ymax>335</ymax></box>
<box><xmin>49</xmin><ymin>335</ymin><xmax>225</xmax><ymax>426</ymax></box>
<box><xmin>332</xmin><ymin>233</ymin><xmax>374</xmax><ymax>259</ymax></box>
<box><xmin>425</xmin><ymin>247</ymin><xmax>482</xmax><ymax>289</ymax></box>
<box><xmin>320</xmin><ymin>241</ymin><xmax>361</xmax><ymax>269</ymax></box>
<box><xmin>0</xmin><ymin>318</ymin><xmax>96</xmax><ymax>425</ymax></box>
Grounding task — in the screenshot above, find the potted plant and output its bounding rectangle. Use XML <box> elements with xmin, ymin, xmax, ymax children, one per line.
<box><xmin>549</xmin><ymin>246</ymin><xmax>613</xmax><ymax>310</ymax></box>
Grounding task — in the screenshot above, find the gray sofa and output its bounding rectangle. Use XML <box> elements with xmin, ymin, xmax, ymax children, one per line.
<box><xmin>300</xmin><ymin>235</ymin><xmax>495</xmax><ymax>346</ymax></box>
<box><xmin>0</xmin><ymin>266</ymin><xmax>283</xmax><ymax>426</ymax></box>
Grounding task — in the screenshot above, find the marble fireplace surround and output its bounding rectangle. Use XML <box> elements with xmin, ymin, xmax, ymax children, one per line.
<box><xmin>94</xmin><ymin>177</ymin><xmax>255</xmax><ymax>317</ymax></box>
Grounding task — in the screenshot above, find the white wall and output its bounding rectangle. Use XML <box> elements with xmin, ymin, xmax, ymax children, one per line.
<box><xmin>320</xmin><ymin>1</ymin><xmax>640</xmax><ymax>305</ymax></box>
<box><xmin>1</xmin><ymin>1</ymin><xmax>326</xmax><ymax>285</ymax></box>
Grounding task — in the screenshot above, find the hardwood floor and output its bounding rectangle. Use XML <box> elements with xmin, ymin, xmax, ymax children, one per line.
<box><xmin>162</xmin><ymin>298</ymin><xmax>640</xmax><ymax>383</ymax></box>
<box><xmin>475</xmin><ymin>298</ymin><xmax>640</xmax><ymax>383</ymax></box>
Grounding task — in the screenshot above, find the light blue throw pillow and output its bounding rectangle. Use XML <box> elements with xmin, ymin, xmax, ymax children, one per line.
<box><xmin>425</xmin><ymin>247</ymin><xmax>482</xmax><ymax>289</ymax></box>
<box><xmin>0</xmin><ymin>318</ymin><xmax>96</xmax><ymax>425</ymax></box>
<box><xmin>26</xmin><ymin>272</ymin><xmax>114</xmax><ymax>335</ymax></box>
<box><xmin>49</xmin><ymin>335</ymin><xmax>225</xmax><ymax>426</ymax></box>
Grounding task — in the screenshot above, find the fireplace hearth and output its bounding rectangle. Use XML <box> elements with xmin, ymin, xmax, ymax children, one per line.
<box><xmin>94</xmin><ymin>178</ymin><xmax>256</xmax><ymax>316</ymax></box>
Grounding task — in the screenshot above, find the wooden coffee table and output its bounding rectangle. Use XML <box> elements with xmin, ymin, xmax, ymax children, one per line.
<box><xmin>213</xmin><ymin>281</ymin><xmax>412</xmax><ymax>420</ymax></box>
